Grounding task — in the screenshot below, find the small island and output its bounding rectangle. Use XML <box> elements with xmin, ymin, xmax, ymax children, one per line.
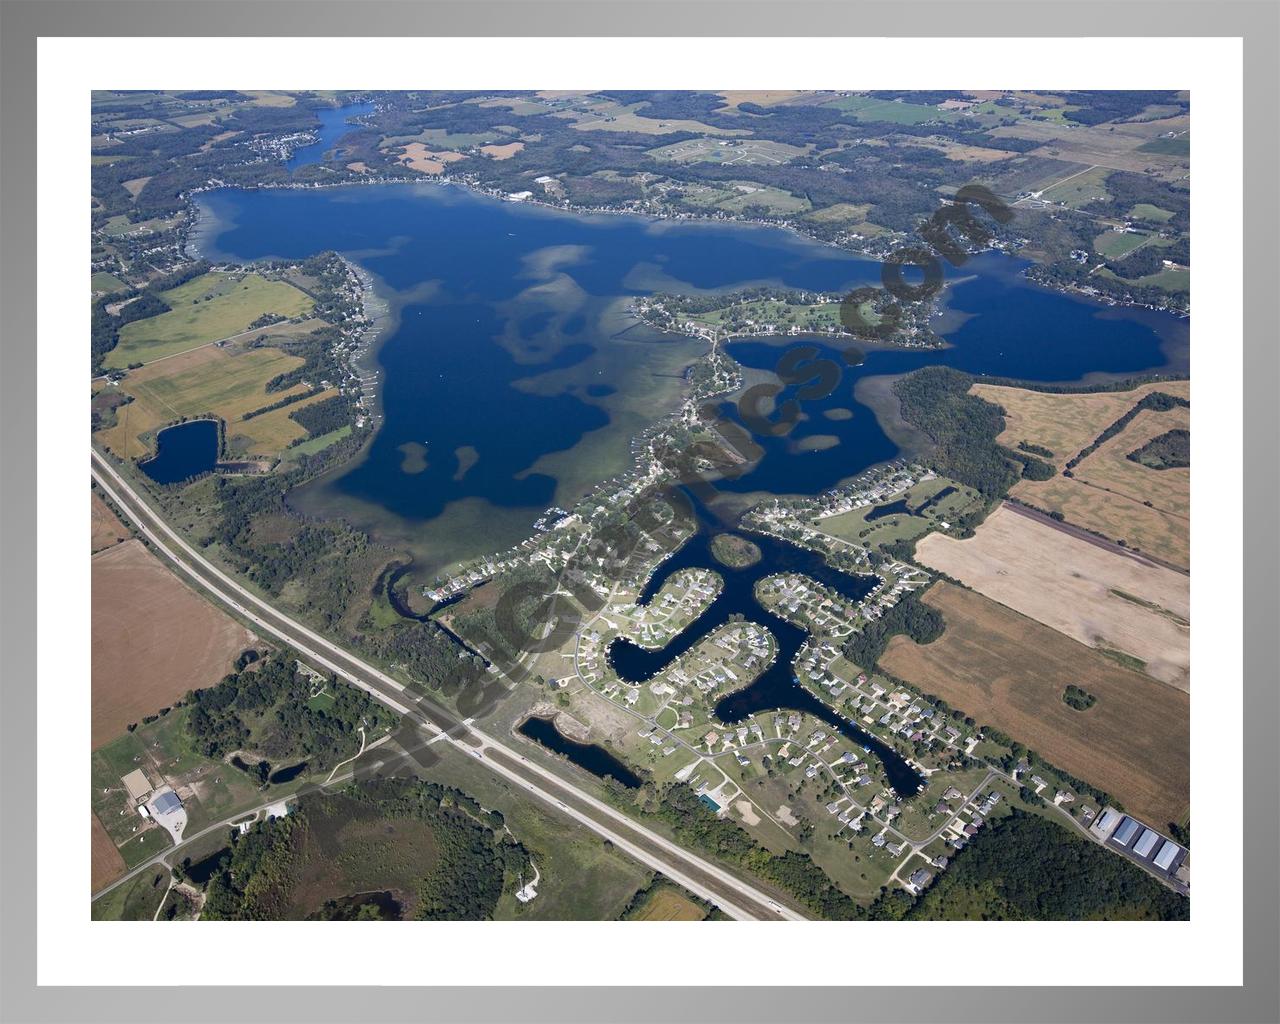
<box><xmin>633</xmin><ymin>285</ymin><xmax>941</xmax><ymax>348</ymax></box>
<box><xmin>710</xmin><ymin>532</ymin><xmax>762</xmax><ymax>569</ymax></box>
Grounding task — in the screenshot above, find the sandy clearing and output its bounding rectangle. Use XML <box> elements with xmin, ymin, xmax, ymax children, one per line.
<box><xmin>915</xmin><ymin>504</ymin><xmax>1189</xmax><ymax>690</ymax></box>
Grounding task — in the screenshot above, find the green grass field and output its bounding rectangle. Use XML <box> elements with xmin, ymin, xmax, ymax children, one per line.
<box><xmin>815</xmin><ymin>477</ymin><xmax>983</xmax><ymax>551</ymax></box>
<box><xmin>283</xmin><ymin>424</ymin><xmax>353</xmax><ymax>459</ymax></box>
<box><xmin>1093</xmin><ymin>230</ymin><xmax>1152</xmax><ymax>260</ymax></box>
<box><xmin>1138</xmin><ymin>134</ymin><xmax>1190</xmax><ymax>157</ymax></box>
<box><xmin>1132</xmin><ymin>267</ymin><xmax>1189</xmax><ymax>291</ymax></box>
<box><xmin>686</xmin><ymin>296</ymin><xmax>843</xmax><ymax>334</ymax></box>
<box><xmin>716</xmin><ymin>184</ymin><xmax>810</xmax><ymax>214</ymax></box>
<box><xmin>91</xmin><ymin>866</ymin><xmax>171</xmax><ymax>921</ymax></box>
<box><xmin>120</xmin><ymin>825</ymin><xmax>173</xmax><ymax>868</ymax></box>
<box><xmin>1040</xmin><ymin>166</ymin><xmax>1112</xmax><ymax>209</ymax></box>
<box><xmin>824</xmin><ymin>95</ymin><xmax>960</xmax><ymax>125</ymax></box>
<box><xmin>101</xmin><ymin>214</ymin><xmax>183</xmax><ymax>238</ymax></box>
<box><xmin>647</xmin><ymin>137</ymin><xmax>807</xmax><ymax>166</ymax></box>
<box><xmin>1128</xmin><ymin>202</ymin><xmax>1175</xmax><ymax>223</ymax></box>
<box><xmin>91</xmin><ymin>271</ymin><xmax>128</xmax><ymax>294</ymax></box>
<box><xmin>1097</xmin><ymin>264</ymin><xmax>1189</xmax><ymax>293</ymax></box>
<box><xmin>107</xmin><ymin>272</ymin><xmax>313</xmax><ymax>368</ymax></box>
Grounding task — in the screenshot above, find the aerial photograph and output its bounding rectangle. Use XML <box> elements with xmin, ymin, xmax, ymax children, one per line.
<box><xmin>88</xmin><ymin>88</ymin><xmax>1191</xmax><ymax>923</ymax></box>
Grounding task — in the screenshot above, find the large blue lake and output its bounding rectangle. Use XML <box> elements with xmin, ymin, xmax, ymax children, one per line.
<box><xmin>194</xmin><ymin>180</ymin><xmax>1188</xmax><ymax>795</ymax></box>
<box><xmin>193</xmin><ymin>182</ymin><xmax>1186</xmax><ymax>576</ymax></box>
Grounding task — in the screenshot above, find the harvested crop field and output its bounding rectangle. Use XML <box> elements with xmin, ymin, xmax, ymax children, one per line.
<box><xmin>226</xmin><ymin>386</ymin><xmax>338</xmax><ymax>457</ymax></box>
<box><xmin>970</xmin><ymin>380</ymin><xmax>1192</xmax><ymax>568</ymax></box>
<box><xmin>716</xmin><ymin>90</ymin><xmax>817</xmax><ymax>109</ymax></box>
<box><xmin>91</xmin><ymin>811</ymin><xmax>128</xmax><ymax>892</ymax></box>
<box><xmin>91</xmin><ymin>492</ymin><xmax>130</xmax><ymax>553</ymax></box>
<box><xmin>92</xmin><ymin>539</ymin><xmax>255</xmax><ymax>749</ymax></box>
<box><xmin>1072</xmin><ymin>405</ymin><xmax>1190</xmax><ymax>519</ymax></box>
<box><xmin>1012</xmin><ymin>475</ymin><xmax>1188</xmax><ymax>570</ymax></box>
<box><xmin>914</xmin><ymin>504</ymin><xmax>1189</xmax><ymax>689</ymax></box>
<box><xmin>93</xmin><ymin>344</ymin><xmax>315</xmax><ymax>461</ymax></box>
<box><xmin>881</xmin><ymin>582</ymin><xmax>1189</xmax><ymax>828</ymax></box>
<box><xmin>970</xmin><ymin>379</ymin><xmax>1191</xmax><ymax>469</ymax></box>
<box><xmin>480</xmin><ymin>141</ymin><xmax>524</xmax><ymax>160</ymax></box>
<box><xmin>396</xmin><ymin>142</ymin><xmax>465</xmax><ymax>174</ymax></box>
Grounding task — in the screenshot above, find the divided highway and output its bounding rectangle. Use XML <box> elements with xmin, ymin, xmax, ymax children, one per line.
<box><xmin>90</xmin><ymin>449</ymin><xmax>807</xmax><ymax>921</ymax></box>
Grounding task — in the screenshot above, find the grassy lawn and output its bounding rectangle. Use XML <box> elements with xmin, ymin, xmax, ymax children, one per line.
<box><xmin>91</xmin><ymin>271</ymin><xmax>128</xmax><ymax>294</ymax></box>
<box><xmin>1040</xmin><ymin>165</ymin><xmax>1112</xmax><ymax>209</ymax></box>
<box><xmin>306</xmin><ymin>689</ymin><xmax>338</xmax><ymax>712</ymax></box>
<box><xmin>1129</xmin><ymin>202</ymin><xmax>1175</xmax><ymax>223</ymax></box>
<box><xmin>119</xmin><ymin>825</ymin><xmax>174</xmax><ymax>869</ymax></box>
<box><xmin>1093</xmin><ymin>230</ymin><xmax>1152</xmax><ymax>260</ymax></box>
<box><xmin>91</xmin><ymin>866</ymin><xmax>171</xmax><ymax>921</ymax></box>
<box><xmin>714</xmin><ymin>184</ymin><xmax>809</xmax><ymax>215</ymax></box>
<box><xmin>814</xmin><ymin>477</ymin><xmax>982</xmax><ymax>551</ymax></box>
<box><xmin>283</xmin><ymin>424</ymin><xmax>352</xmax><ymax>459</ymax></box>
<box><xmin>893</xmin><ymin>764</ymin><xmax>993</xmax><ymax>841</ymax></box>
<box><xmin>107</xmin><ymin>272</ymin><xmax>313</xmax><ymax>368</ymax></box>
<box><xmin>825</xmin><ymin>95</ymin><xmax>960</xmax><ymax>125</ymax></box>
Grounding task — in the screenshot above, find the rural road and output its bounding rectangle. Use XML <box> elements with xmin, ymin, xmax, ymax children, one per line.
<box><xmin>91</xmin><ymin>449</ymin><xmax>807</xmax><ymax>921</ymax></box>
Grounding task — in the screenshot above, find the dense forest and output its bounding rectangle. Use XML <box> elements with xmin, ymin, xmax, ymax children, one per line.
<box><xmin>892</xmin><ymin>367</ymin><xmax>1025</xmax><ymax>497</ymax></box>
<box><xmin>185</xmin><ymin>649</ymin><xmax>393</xmax><ymax>769</ymax></box>
<box><xmin>1127</xmin><ymin>428</ymin><xmax>1189</xmax><ymax>470</ymax></box>
<box><xmin>876</xmin><ymin>809</ymin><xmax>1189</xmax><ymax>920</ymax></box>
<box><xmin>841</xmin><ymin>588</ymin><xmax>944</xmax><ymax>671</ymax></box>
<box><xmin>356</xmin><ymin>618</ymin><xmax>487</xmax><ymax>701</ymax></box>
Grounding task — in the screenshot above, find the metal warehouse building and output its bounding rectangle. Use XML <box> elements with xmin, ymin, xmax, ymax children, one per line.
<box><xmin>1112</xmin><ymin>817</ymin><xmax>1141</xmax><ymax>847</ymax></box>
<box><xmin>1133</xmin><ymin>828</ymin><xmax>1162</xmax><ymax>858</ymax></box>
<box><xmin>1153</xmin><ymin>840</ymin><xmax>1182</xmax><ymax>872</ymax></box>
<box><xmin>150</xmin><ymin>790</ymin><xmax>182</xmax><ymax>815</ymax></box>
